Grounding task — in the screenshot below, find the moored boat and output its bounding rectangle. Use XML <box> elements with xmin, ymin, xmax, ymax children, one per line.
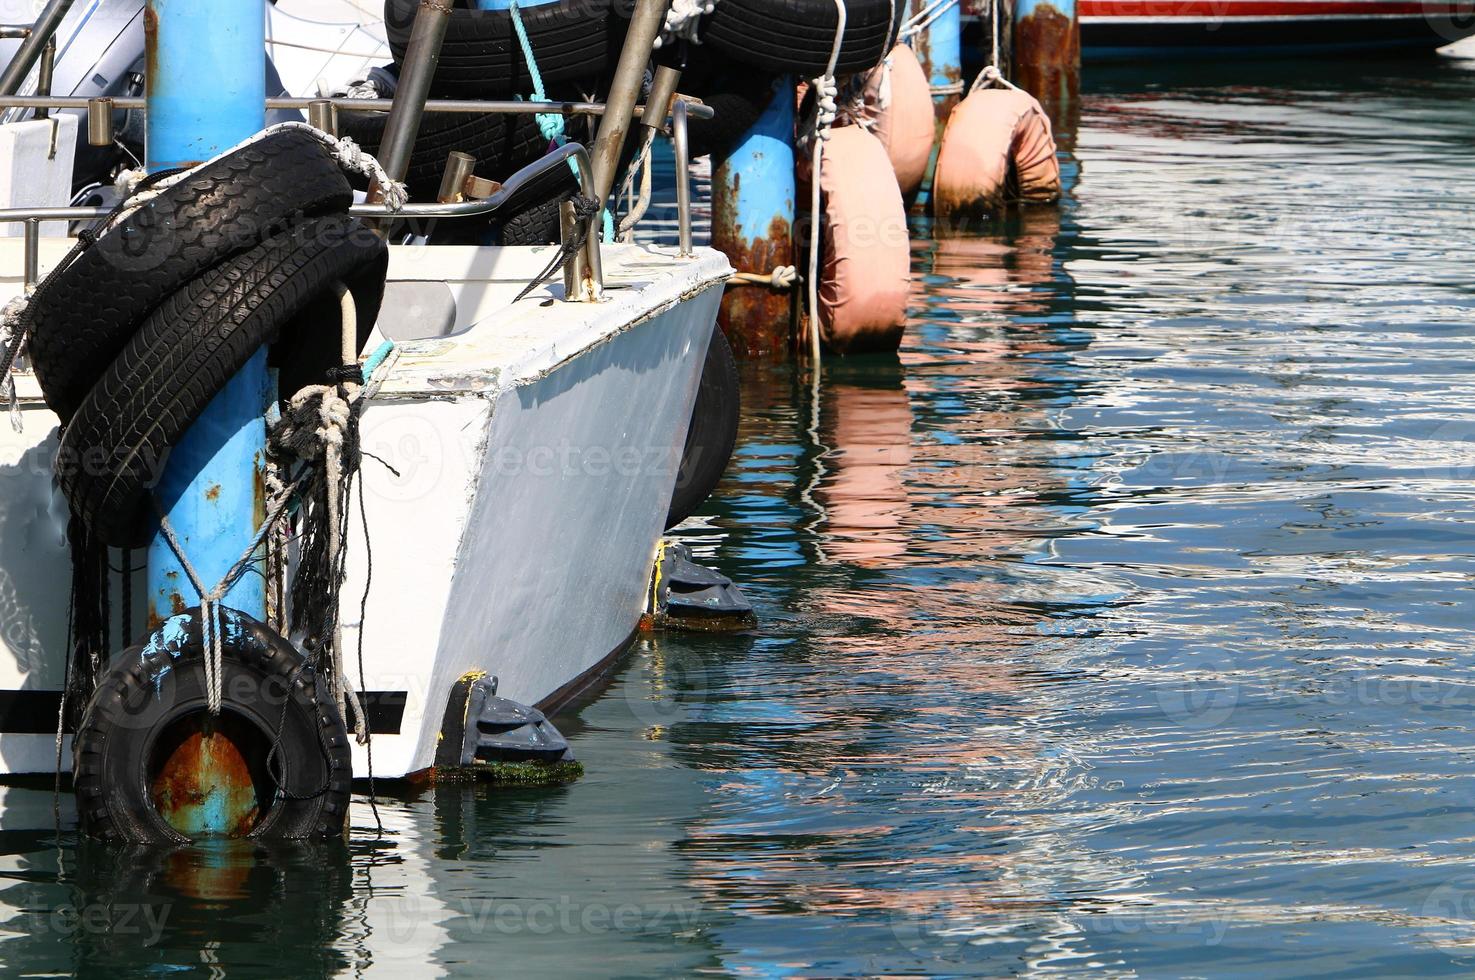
<box><xmin>0</xmin><ymin>0</ymin><xmax>740</xmax><ymax>842</ymax></box>
<box><xmin>1079</xmin><ymin>0</ymin><xmax>1475</xmax><ymax>59</ymax></box>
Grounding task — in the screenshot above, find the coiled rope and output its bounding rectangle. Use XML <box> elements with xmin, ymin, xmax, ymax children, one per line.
<box><xmin>655</xmin><ymin>0</ymin><xmax>716</xmax><ymax>48</ymax></box>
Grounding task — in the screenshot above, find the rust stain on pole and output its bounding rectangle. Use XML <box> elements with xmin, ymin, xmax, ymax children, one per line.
<box><xmin>1014</xmin><ymin>2</ymin><xmax>1080</xmax><ymax>132</ymax></box>
<box><xmin>711</xmin><ymin>176</ymin><xmax>795</xmax><ymax>359</ymax></box>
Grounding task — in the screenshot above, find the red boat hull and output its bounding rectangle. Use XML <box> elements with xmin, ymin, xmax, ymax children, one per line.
<box><xmin>1078</xmin><ymin>0</ymin><xmax>1475</xmax><ymax>58</ymax></box>
<box><xmin>962</xmin><ymin>0</ymin><xmax>1475</xmax><ymax>58</ymax></box>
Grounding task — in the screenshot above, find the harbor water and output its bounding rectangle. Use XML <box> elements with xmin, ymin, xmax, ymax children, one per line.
<box><xmin>6</xmin><ymin>52</ymin><xmax>1475</xmax><ymax>976</ymax></box>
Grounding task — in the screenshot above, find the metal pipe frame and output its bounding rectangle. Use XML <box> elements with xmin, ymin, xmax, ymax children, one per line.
<box><xmin>0</xmin><ymin>95</ymin><xmax>714</xmax><ymax>118</ymax></box>
<box><xmin>2</xmin><ymin>144</ymin><xmax>607</xmax><ymax>298</ymax></box>
<box><xmin>672</xmin><ymin>99</ymin><xmax>693</xmax><ymax>258</ymax></box>
<box><xmin>372</xmin><ymin>0</ymin><xmax>452</xmax><ymax>187</ymax></box>
<box><xmin>590</xmin><ymin>0</ymin><xmax>675</xmax><ymax>204</ymax></box>
<box><xmin>0</xmin><ymin>0</ymin><xmax>75</xmax><ymax>97</ymax></box>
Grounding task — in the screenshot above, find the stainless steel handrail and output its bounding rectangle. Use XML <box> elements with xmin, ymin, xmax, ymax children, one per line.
<box><xmin>0</xmin><ymin>143</ymin><xmax>607</xmax><ymax>299</ymax></box>
<box><xmin>0</xmin><ymin>95</ymin><xmax>714</xmax><ymax>120</ymax></box>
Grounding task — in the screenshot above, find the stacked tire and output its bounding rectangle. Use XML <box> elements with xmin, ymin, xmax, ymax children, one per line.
<box><xmin>364</xmin><ymin>0</ymin><xmax>616</xmax><ymax>242</ymax></box>
<box><xmin>28</xmin><ymin>128</ymin><xmax>389</xmax><ymax>548</ymax></box>
<box><xmin>26</xmin><ymin>130</ymin><xmax>377</xmax><ymax>845</ymax></box>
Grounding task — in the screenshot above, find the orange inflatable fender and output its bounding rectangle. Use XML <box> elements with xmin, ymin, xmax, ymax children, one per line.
<box><xmin>856</xmin><ymin>44</ymin><xmax>935</xmax><ymax>198</ymax></box>
<box><xmin>798</xmin><ymin>126</ymin><xmax>911</xmax><ymax>354</ymax></box>
<box><xmin>933</xmin><ymin>85</ymin><xmax>1060</xmax><ymax>224</ymax></box>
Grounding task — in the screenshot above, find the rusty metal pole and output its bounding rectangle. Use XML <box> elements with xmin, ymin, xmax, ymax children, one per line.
<box><xmin>371</xmin><ymin>0</ymin><xmax>451</xmax><ymax>191</ymax></box>
<box><xmin>910</xmin><ymin>0</ymin><xmax>964</xmax><ymax>124</ymax></box>
<box><xmin>589</xmin><ymin>0</ymin><xmax>671</xmax><ymax>205</ymax></box>
<box><xmin>1013</xmin><ymin>0</ymin><xmax>1079</xmax><ymax>127</ymax></box>
<box><xmin>711</xmin><ymin>77</ymin><xmax>796</xmax><ymax>359</ymax></box>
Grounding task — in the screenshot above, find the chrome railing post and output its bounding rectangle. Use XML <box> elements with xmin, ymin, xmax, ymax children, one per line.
<box><xmin>370</xmin><ymin>0</ymin><xmax>451</xmax><ymax>203</ymax></box>
<box><xmin>22</xmin><ymin>219</ymin><xmax>39</xmax><ymax>290</ymax></box>
<box><xmin>564</xmin><ymin>146</ymin><xmax>605</xmax><ymax>302</ymax></box>
<box><xmin>590</xmin><ymin>0</ymin><xmax>671</xmax><ymax>205</ymax></box>
<box><xmin>672</xmin><ymin>99</ymin><xmax>693</xmax><ymax>258</ymax></box>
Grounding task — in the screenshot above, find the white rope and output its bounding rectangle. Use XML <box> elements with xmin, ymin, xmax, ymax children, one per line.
<box><xmin>969</xmin><ymin>64</ymin><xmax>1022</xmax><ymax>96</ymax></box>
<box><xmin>655</xmin><ymin>0</ymin><xmax>716</xmax><ymax>49</ymax></box>
<box><xmin>728</xmin><ymin>266</ymin><xmax>797</xmax><ymax>289</ymax></box>
<box><xmin>113</xmin><ymin>121</ymin><xmax>408</xmax><ymax>229</ymax></box>
<box><xmin>806</xmin><ymin>0</ymin><xmax>847</xmax><ymax>365</ymax></box>
<box><xmin>990</xmin><ymin>0</ymin><xmax>1001</xmax><ymax>69</ymax></box>
<box><xmin>342</xmin><ymin>80</ymin><xmax>380</xmax><ymax>100</ymax></box>
<box><xmin>900</xmin><ymin>0</ymin><xmax>958</xmax><ymax>38</ymax></box>
<box><xmin>0</xmin><ymin>296</ymin><xmax>25</xmax><ymax>432</ymax></box>
<box><xmin>617</xmin><ymin>135</ymin><xmax>656</xmax><ymax>240</ymax></box>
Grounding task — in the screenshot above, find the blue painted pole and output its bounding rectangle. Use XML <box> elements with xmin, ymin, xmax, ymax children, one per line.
<box><xmin>145</xmin><ymin>0</ymin><xmax>268</xmax><ymax>625</ymax></box>
<box><xmin>710</xmin><ymin>77</ymin><xmax>796</xmax><ymax>358</ymax></box>
<box><xmin>928</xmin><ymin>0</ymin><xmax>963</xmax><ymax>119</ymax></box>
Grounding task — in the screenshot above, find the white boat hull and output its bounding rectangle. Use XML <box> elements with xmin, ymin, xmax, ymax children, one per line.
<box><xmin>0</xmin><ymin>239</ymin><xmax>733</xmax><ymax>779</ymax></box>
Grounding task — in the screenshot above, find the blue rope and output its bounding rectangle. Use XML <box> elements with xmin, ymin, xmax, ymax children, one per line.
<box><xmin>508</xmin><ymin>0</ymin><xmax>566</xmax><ymax>144</ymax></box>
<box><xmin>505</xmin><ymin>0</ymin><xmax>613</xmax><ymax>240</ymax></box>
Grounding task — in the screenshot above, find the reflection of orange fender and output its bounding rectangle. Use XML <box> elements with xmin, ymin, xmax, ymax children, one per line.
<box><xmin>933</xmin><ymin>87</ymin><xmax>1060</xmax><ymax>224</ymax></box>
<box><xmin>856</xmin><ymin>44</ymin><xmax>935</xmax><ymax>197</ymax></box>
<box><xmin>800</xmin><ymin>126</ymin><xmax>911</xmax><ymax>354</ymax></box>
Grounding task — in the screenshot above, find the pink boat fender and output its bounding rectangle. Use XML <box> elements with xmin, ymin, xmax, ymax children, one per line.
<box><xmin>798</xmin><ymin>125</ymin><xmax>911</xmax><ymax>354</ymax></box>
<box><xmin>855</xmin><ymin>44</ymin><xmax>935</xmax><ymax>198</ymax></box>
<box><xmin>933</xmin><ymin>80</ymin><xmax>1061</xmax><ymax>225</ymax></box>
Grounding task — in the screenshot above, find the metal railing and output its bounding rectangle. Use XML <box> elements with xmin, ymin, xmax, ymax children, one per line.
<box><xmin>0</xmin><ymin>142</ymin><xmax>613</xmax><ymax>300</ymax></box>
<box><xmin>0</xmin><ymin>0</ymin><xmax>704</xmax><ymax>303</ymax></box>
<box><xmin>0</xmin><ymin>93</ymin><xmax>705</xmax><ymax>296</ymax></box>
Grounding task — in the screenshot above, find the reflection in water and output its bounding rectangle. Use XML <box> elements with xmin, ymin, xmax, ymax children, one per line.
<box><xmin>5</xmin><ymin>52</ymin><xmax>1475</xmax><ymax>978</ymax></box>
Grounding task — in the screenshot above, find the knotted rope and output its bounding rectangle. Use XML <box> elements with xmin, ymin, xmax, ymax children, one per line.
<box><xmin>655</xmin><ymin>0</ymin><xmax>716</xmax><ymax>48</ymax></box>
<box><xmin>508</xmin><ymin>0</ymin><xmax>566</xmax><ymax>145</ymax></box>
<box><xmin>0</xmin><ymin>296</ymin><xmax>25</xmax><ymax>432</ymax></box>
<box><xmin>728</xmin><ymin>265</ymin><xmax>797</xmax><ymax>289</ymax></box>
<box><xmin>512</xmin><ymin>194</ymin><xmax>602</xmax><ymax>303</ymax></box>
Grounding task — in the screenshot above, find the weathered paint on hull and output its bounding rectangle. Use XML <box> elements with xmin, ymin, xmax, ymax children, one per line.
<box><xmin>0</xmin><ymin>240</ymin><xmax>735</xmax><ymax>779</ymax></box>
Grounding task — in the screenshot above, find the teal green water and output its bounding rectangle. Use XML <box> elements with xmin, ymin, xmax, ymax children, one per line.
<box><xmin>7</xmin><ymin>52</ymin><xmax>1475</xmax><ymax>977</ymax></box>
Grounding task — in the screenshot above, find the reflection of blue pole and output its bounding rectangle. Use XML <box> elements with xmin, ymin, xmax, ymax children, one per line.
<box><xmin>710</xmin><ymin>77</ymin><xmax>796</xmax><ymax>357</ymax></box>
<box><xmin>145</xmin><ymin>0</ymin><xmax>267</xmax><ymax>624</ymax></box>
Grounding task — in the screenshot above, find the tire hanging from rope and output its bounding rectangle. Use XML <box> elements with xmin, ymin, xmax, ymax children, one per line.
<box><xmin>0</xmin><ymin>122</ymin><xmax>406</xmax><ymax>843</ymax></box>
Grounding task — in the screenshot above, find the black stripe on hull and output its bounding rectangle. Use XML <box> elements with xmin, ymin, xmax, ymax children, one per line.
<box><xmin>0</xmin><ymin>690</ymin><xmax>408</xmax><ymax>736</ymax></box>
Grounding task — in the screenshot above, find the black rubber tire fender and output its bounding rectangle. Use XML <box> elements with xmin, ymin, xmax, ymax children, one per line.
<box><xmin>73</xmin><ymin>607</ymin><xmax>352</xmax><ymax>845</ymax></box>
<box><xmin>384</xmin><ymin>0</ymin><xmax>611</xmax><ymax>98</ymax></box>
<box><xmin>57</xmin><ymin>216</ymin><xmax>388</xmax><ymax>548</ymax></box>
<box><xmin>495</xmin><ymin>193</ymin><xmax>569</xmax><ymax>245</ymax></box>
<box><xmin>700</xmin><ymin>0</ymin><xmax>898</xmax><ymax>76</ymax></box>
<box><xmin>666</xmin><ymin>326</ymin><xmax>741</xmax><ymax>529</ymax></box>
<box><xmin>338</xmin><ymin>108</ymin><xmax>550</xmax><ymax>201</ymax></box>
<box><xmin>27</xmin><ymin>128</ymin><xmax>354</xmax><ymax>424</ymax></box>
